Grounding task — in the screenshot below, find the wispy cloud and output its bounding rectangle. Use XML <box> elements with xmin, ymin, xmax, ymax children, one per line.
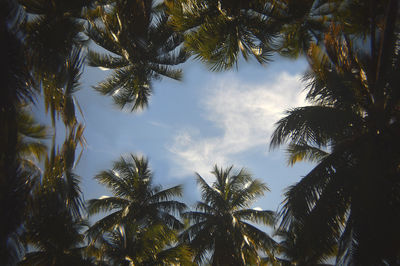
<box><xmin>168</xmin><ymin>72</ymin><xmax>307</xmax><ymax>181</ymax></box>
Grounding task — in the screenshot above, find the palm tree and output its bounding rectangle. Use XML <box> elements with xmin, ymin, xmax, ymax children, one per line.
<box><xmin>87</xmin><ymin>154</ymin><xmax>187</xmax><ymax>241</ymax></box>
<box><xmin>270</xmin><ymin>1</ymin><xmax>400</xmax><ymax>263</ymax></box>
<box><xmin>20</xmin><ymin>132</ymin><xmax>91</xmax><ymax>265</ymax></box>
<box><xmin>20</xmin><ymin>191</ymin><xmax>92</xmax><ymax>266</ymax></box>
<box><xmin>86</xmin><ymin>0</ymin><xmax>187</xmax><ymax>111</ymax></box>
<box><xmin>181</xmin><ymin>165</ymin><xmax>277</xmax><ymax>265</ymax></box>
<box><xmin>18</xmin><ymin>0</ymin><xmax>93</xmax><ymax>128</ymax></box>
<box><xmin>0</xmin><ymin>1</ymin><xmax>40</xmax><ymax>263</ymax></box>
<box><xmin>93</xmin><ymin>223</ymin><xmax>193</xmax><ymax>265</ymax></box>
<box><xmin>167</xmin><ymin>0</ymin><xmax>279</xmax><ymax>71</ymax></box>
<box><xmin>19</xmin><ymin>0</ymin><xmax>93</xmax><ymax>74</ymax></box>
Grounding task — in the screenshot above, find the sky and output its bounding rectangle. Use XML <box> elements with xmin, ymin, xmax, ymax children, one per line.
<box><xmin>36</xmin><ymin>54</ymin><xmax>315</xmax><ymax>220</ymax></box>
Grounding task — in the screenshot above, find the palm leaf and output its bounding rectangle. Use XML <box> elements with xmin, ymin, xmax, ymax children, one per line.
<box><xmin>87</xmin><ymin>197</ymin><xmax>129</xmax><ymax>215</ymax></box>
<box><xmin>286</xmin><ymin>143</ymin><xmax>328</xmax><ymax>165</ymax></box>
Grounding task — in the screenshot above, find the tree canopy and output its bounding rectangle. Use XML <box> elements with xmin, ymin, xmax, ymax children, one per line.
<box><xmin>1</xmin><ymin>0</ymin><xmax>399</xmax><ymax>265</ymax></box>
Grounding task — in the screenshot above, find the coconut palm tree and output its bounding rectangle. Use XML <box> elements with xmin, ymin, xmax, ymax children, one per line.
<box><xmin>181</xmin><ymin>165</ymin><xmax>277</xmax><ymax>265</ymax></box>
<box><xmin>86</xmin><ymin>154</ymin><xmax>187</xmax><ymax>241</ymax></box>
<box><xmin>19</xmin><ymin>130</ymin><xmax>91</xmax><ymax>265</ymax></box>
<box><xmin>86</xmin><ymin>0</ymin><xmax>187</xmax><ymax>111</ymax></box>
<box><xmin>18</xmin><ymin>0</ymin><xmax>94</xmax><ymax>129</ymax></box>
<box><xmin>19</xmin><ymin>189</ymin><xmax>92</xmax><ymax>266</ymax></box>
<box><xmin>93</xmin><ymin>223</ymin><xmax>193</xmax><ymax>265</ymax></box>
<box><xmin>270</xmin><ymin>1</ymin><xmax>400</xmax><ymax>263</ymax></box>
<box><xmin>167</xmin><ymin>0</ymin><xmax>280</xmax><ymax>71</ymax></box>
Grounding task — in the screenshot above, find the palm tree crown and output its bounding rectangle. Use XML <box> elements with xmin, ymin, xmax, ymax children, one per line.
<box><xmin>95</xmin><ymin>222</ymin><xmax>193</xmax><ymax>266</ymax></box>
<box><xmin>87</xmin><ymin>154</ymin><xmax>187</xmax><ymax>241</ymax></box>
<box><xmin>181</xmin><ymin>165</ymin><xmax>277</xmax><ymax>265</ymax></box>
<box><xmin>87</xmin><ymin>0</ymin><xmax>187</xmax><ymax>111</ymax></box>
<box><xmin>20</xmin><ymin>134</ymin><xmax>91</xmax><ymax>266</ymax></box>
<box><xmin>167</xmin><ymin>0</ymin><xmax>279</xmax><ymax>71</ymax></box>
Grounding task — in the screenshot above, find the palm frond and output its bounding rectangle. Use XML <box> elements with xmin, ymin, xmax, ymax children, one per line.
<box><xmin>150</xmin><ymin>185</ymin><xmax>183</xmax><ymax>201</ymax></box>
<box><xmin>86</xmin><ymin>210</ymin><xmax>123</xmax><ymax>242</ymax></box>
<box><xmin>286</xmin><ymin>143</ymin><xmax>329</xmax><ymax>166</ymax></box>
<box><xmin>270</xmin><ymin>106</ymin><xmax>359</xmax><ymax>149</ymax></box>
<box><xmin>94</xmin><ymin>170</ymin><xmax>132</xmax><ymax>198</ymax></box>
<box><xmin>231</xmin><ymin>178</ymin><xmax>269</xmax><ymax>209</ymax></box>
<box><xmin>87</xmin><ymin>197</ymin><xmax>129</xmax><ymax>215</ymax></box>
<box><xmin>279</xmin><ymin>151</ymin><xmax>343</xmax><ymax>229</ymax></box>
<box><xmin>240</xmin><ymin>221</ymin><xmax>278</xmax><ymax>252</ymax></box>
<box><xmin>87</xmin><ymin>50</ymin><xmax>129</xmax><ymax>69</ymax></box>
<box><xmin>235</xmin><ymin>209</ymin><xmax>276</xmax><ymax>226</ymax></box>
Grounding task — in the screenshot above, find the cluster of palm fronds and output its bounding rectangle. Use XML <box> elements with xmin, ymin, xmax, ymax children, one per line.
<box><xmin>2</xmin><ymin>0</ymin><xmax>400</xmax><ymax>265</ymax></box>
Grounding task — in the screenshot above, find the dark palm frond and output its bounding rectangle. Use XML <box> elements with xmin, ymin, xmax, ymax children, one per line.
<box><xmin>239</xmin><ymin>221</ymin><xmax>277</xmax><ymax>251</ymax></box>
<box><xmin>286</xmin><ymin>143</ymin><xmax>329</xmax><ymax>166</ymax></box>
<box><xmin>235</xmin><ymin>209</ymin><xmax>276</xmax><ymax>226</ymax></box>
<box><xmin>86</xmin><ymin>210</ymin><xmax>123</xmax><ymax>242</ymax></box>
<box><xmin>270</xmin><ymin>105</ymin><xmax>361</xmax><ymax>149</ymax></box>
<box><xmin>85</xmin><ymin>23</ymin><xmax>123</xmax><ymax>56</ymax></box>
<box><xmin>87</xmin><ymin>197</ymin><xmax>129</xmax><ymax>215</ymax></box>
<box><xmin>87</xmin><ymin>50</ymin><xmax>129</xmax><ymax>69</ymax></box>
<box><xmin>150</xmin><ymin>184</ymin><xmax>183</xmax><ymax>201</ymax></box>
<box><xmin>279</xmin><ymin>150</ymin><xmax>344</xmax><ymax>229</ymax></box>
<box><xmin>292</xmin><ymin>169</ymin><xmax>351</xmax><ymax>263</ymax></box>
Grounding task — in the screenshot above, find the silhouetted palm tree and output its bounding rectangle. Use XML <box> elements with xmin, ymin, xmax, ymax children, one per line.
<box><xmin>87</xmin><ymin>154</ymin><xmax>187</xmax><ymax>241</ymax></box>
<box><xmin>86</xmin><ymin>0</ymin><xmax>187</xmax><ymax>111</ymax></box>
<box><xmin>181</xmin><ymin>165</ymin><xmax>277</xmax><ymax>265</ymax></box>
<box><xmin>20</xmin><ymin>130</ymin><xmax>91</xmax><ymax>265</ymax></box>
<box><xmin>19</xmin><ymin>0</ymin><xmax>93</xmax><ymax>128</ymax></box>
<box><xmin>271</xmin><ymin>2</ymin><xmax>400</xmax><ymax>262</ymax></box>
<box><xmin>0</xmin><ymin>1</ymin><xmax>39</xmax><ymax>263</ymax></box>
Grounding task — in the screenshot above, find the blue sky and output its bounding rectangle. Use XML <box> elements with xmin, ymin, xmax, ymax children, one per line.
<box><xmin>39</xmin><ymin>55</ymin><xmax>315</xmax><ymax>217</ymax></box>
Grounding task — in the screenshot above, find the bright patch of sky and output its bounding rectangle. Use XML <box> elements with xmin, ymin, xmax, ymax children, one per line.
<box><xmin>168</xmin><ymin>71</ymin><xmax>307</xmax><ymax>180</ymax></box>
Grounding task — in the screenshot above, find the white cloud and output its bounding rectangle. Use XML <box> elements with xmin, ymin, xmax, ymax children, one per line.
<box><xmin>168</xmin><ymin>72</ymin><xmax>307</xmax><ymax>182</ymax></box>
